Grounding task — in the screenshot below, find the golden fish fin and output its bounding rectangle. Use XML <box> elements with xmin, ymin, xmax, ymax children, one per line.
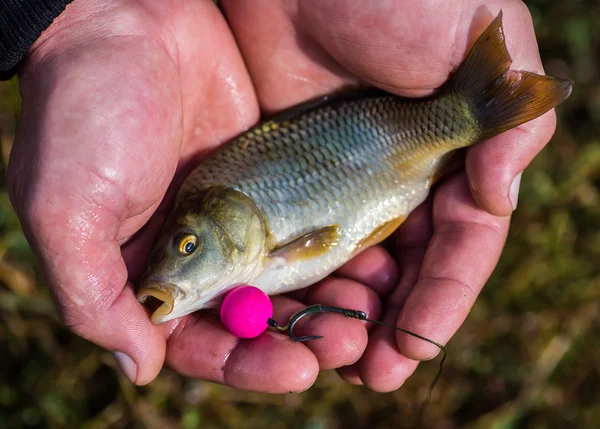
<box><xmin>354</xmin><ymin>216</ymin><xmax>406</xmax><ymax>254</ymax></box>
<box><xmin>270</xmin><ymin>225</ymin><xmax>340</xmax><ymax>262</ymax></box>
<box><xmin>450</xmin><ymin>11</ymin><xmax>572</xmax><ymax>140</ymax></box>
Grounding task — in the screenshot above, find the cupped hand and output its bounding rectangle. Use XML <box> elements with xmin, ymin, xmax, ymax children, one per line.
<box><xmin>8</xmin><ymin>0</ymin><xmax>557</xmax><ymax>392</ymax></box>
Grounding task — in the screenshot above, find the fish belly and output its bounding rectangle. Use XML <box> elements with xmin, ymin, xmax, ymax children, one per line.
<box><xmin>250</xmin><ymin>178</ymin><xmax>433</xmax><ymax>294</ymax></box>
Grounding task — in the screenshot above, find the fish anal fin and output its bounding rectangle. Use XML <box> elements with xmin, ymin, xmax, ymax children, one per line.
<box><xmin>270</xmin><ymin>225</ymin><xmax>340</xmax><ymax>262</ymax></box>
<box><xmin>355</xmin><ymin>216</ymin><xmax>406</xmax><ymax>253</ymax></box>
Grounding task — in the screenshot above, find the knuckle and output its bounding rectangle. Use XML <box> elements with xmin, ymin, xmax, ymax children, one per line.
<box><xmin>59</xmin><ymin>306</ymin><xmax>93</xmax><ymax>340</ymax></box>
<box><xmin>5</xmin><ymin>156</ymin><xmax>28</xmax><ymax>215</ymax></box>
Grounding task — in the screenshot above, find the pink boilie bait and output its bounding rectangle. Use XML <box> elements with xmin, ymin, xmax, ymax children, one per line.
<box><xmin>220</xmin><ymin>285</ymin><xmax>273</xmax><ymax>338</ymax></box>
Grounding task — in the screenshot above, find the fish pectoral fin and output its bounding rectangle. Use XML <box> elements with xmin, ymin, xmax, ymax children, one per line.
<box><xmin>270</xmin><ymin>225</ymin><xmax>341</xmax><ymax>262</ymax></box>
<box><xmin>354</xmin><ymin>216</ymin><xmax>406</xmax><ymax>254</ymax></box>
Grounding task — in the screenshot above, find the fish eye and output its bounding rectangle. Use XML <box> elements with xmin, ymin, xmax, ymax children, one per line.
<box><xmin>176</xmin><ymin>234</ymin><xmax>198</xmax><ymax>255</ymax></box>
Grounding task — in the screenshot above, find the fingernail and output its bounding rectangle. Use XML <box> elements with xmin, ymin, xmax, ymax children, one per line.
<box><xmin>113</xmin><ymin>351</ymin><xmax>137</xmax><ymax>383</ymax></box>
<box><xmin>424</xmin><ymin>348</ymin><xmax>442</xmax><ymax>361</ymax></box>
<box><xmin>510</xmin><ymin>172</ymin><xmax>523</xmax><ymax>211</ymax></box>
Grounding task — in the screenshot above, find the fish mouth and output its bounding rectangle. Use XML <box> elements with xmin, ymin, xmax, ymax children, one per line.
<box><xmin>137</xmin><ymin>283</ymin><xmax>183</xmax><ymax>324</ymax></box>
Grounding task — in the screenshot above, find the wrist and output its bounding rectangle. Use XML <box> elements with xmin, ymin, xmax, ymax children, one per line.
<box><xmin>30</xmin><ymin>0</ymin><xmax>103</xmax><ymax>52</ymax></box>
<box><xmin>24</xmin><ymin>0</ymin><xmax>179</xmax><ymax>76</ymax></box>
<box><xmin>0</xmin><ymin>0</ymin><xmax>75</xmax><ymax>79</ymax></box>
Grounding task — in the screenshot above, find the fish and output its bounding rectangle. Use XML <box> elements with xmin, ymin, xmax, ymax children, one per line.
<box><xmin>137</xmin><ymin>12</ymin><xmax>573</xmax><ymax>324</ymax></box>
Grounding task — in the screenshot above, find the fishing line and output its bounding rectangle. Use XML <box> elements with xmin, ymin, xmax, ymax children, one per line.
<box><xmin>267</xmin><ymin>304</ymin><xmax>446</xmax><ymax>424</ymax></box>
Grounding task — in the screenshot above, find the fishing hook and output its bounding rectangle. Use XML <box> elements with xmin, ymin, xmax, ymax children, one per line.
<box><xmin>267</xmin><ymin>304</ymin><xmax>367</xmax><ymax>341</ymax></box>
<box><xmin>267</xmin><ymin>304</ymin><xmax>445</xmax><ymax>356</ymax></box>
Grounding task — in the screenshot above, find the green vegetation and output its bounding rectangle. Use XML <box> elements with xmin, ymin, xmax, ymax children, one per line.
<box><xmin>1</xmin><ymin>1</ymin><xmax>599</xmax><ymax>427</ymax></box>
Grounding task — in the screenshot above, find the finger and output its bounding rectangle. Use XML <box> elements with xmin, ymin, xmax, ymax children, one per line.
<box><xmin>13</xmin><ymin>208</ymin><xmax>167</xmax><ymax>385</ymax></box>
<box><xmin>387</xmin><ymin>198</ymin><xmax>433</xmax><ymax>309</ymax></box>
<box><xmin>270</xmin><ymin>295</ymin><xmax>307</xmax><ymax>325</ymax></box>
<box><xmin>165</xmin><ymin>302</ymin><xmax>318</xmax><ymax>393</ymax></box>
<box><xmin>465</xmin><ymin>113</ymin><xmax>557</xmax><ymax>216</ymax></box>
<box><xmin>291</xmin><ymin>278</ymin><xmax>382</xmax><ymax>370</ymax></box>
<box><xmin>396</xmin><ymin>172</ymin><xmax>510</xmax><ymax>360</ymax></box>
<box><xmin>166</xmin><ymin>0</ymin><xmax>259</xmax><ymax>164</ymax></box>
<box><xmin>463</xmin><ymin>1</ymin><xmax>559</xmax><ymax>216</ymax></box>
<box><xmin>226</xmin><ymin>1</ymin><xmax>542</xmax><ymax>96</ymax></box>
<box><xmin>358</xmin><ymin>310</ymin><xmax>419</xmax><ymax>392</ymax></box>
<box><xmin>220</xmin><ymin>0</ymin><xmax>359</xmax><ymax>112</ymax></box>
<box><xmin>354</xmin><ymin>201</ymin><xmax>433</xmax><ymax>391</ymax></box>
<box><xmin>336</xmin><ymin>363</ymin><xmax>363</xmax><ymax>386</ymax></box>
<box><xmin>335</xmin><ymin>245</ymin><xmax>398</xmax><ymax>296</ymax></box>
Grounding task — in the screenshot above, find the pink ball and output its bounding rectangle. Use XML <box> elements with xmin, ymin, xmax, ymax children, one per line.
<box><xmin>220</xmin><ymin>285</ymin><xmax>273</xmax><ymax>338</ymax></box>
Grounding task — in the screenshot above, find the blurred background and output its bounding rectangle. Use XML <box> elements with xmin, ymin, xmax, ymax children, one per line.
<box><xmin>1</xmin><ymin>0</ymin><xmax>599</xmax><ymax>428</ymax></box>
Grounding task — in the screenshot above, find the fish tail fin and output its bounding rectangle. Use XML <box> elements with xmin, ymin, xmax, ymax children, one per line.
<box><xmin>450</xmin><ymin>11</ymin><xmax>573</xmax><ymax>140</ymax></box>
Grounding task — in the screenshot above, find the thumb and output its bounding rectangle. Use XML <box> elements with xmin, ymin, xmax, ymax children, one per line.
<box><xmin>5</xmin><ymin>31</ymin><xmax>180</xmax><ymax>383</ymax></box>
<box><xmin>8</xmin><ymin>182</ymin><xmax>166</xmax><ymax>384</ymax></box>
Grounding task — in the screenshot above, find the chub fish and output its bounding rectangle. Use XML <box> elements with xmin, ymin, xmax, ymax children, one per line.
<box><xmin>138</xmin><ymin>13</ymin><xmax>573</xmax><ymax>324</ymax></box>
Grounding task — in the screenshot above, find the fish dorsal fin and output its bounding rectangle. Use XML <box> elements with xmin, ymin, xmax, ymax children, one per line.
<box><xmin>269</xmin><ymin>225</ymin><xmax>340</xmax><ymax>262</ymax></box>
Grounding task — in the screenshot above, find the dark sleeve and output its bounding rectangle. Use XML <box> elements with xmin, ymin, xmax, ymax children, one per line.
<box><xmin>0</xmin><ymin>0</ymin><xmax>73</xmax><ymax>80</ymax></box>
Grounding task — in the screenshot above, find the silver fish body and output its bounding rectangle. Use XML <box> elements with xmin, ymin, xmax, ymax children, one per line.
<box><xmin>178</xmin><ymin>94</ymin><xmax>474</xmax><ymax>293</ymax></box>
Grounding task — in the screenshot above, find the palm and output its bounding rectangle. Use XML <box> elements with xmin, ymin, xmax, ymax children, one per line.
<box><xmin>9</xmin><ymin>0</ymin><xmax>557</xmax><ymax>392</ymax></box>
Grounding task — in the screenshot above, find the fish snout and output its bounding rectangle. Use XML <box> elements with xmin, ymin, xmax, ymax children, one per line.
<box><xmin>137</xmin><ymin>282</ymin><xmax>184</xmax><ymax>324</ymax></box>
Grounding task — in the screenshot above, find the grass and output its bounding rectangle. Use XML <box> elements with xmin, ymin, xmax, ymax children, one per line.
<box><xmin>1</xmin><ymin>1</ymin><xmax>599</xmax><ymax>428</ymax></box>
